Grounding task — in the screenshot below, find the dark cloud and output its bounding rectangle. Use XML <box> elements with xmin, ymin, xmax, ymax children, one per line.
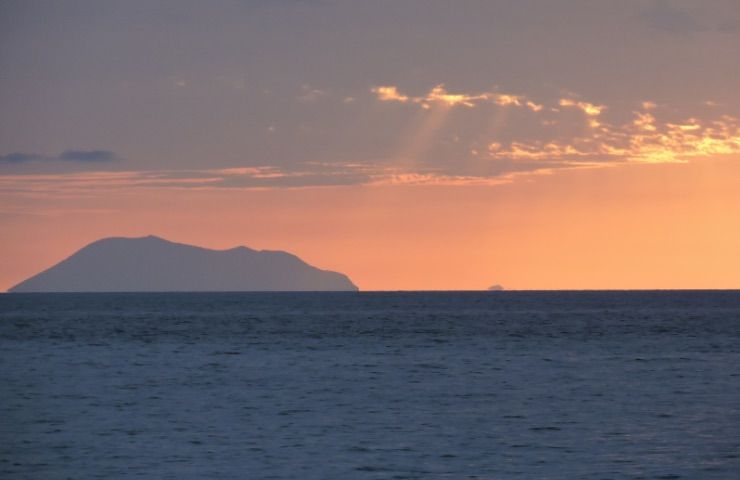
<box><xmin>0</xmin><ymin>152</ymin><xmax>41</xmax><ymax>163</ymax></box>
<box><xmin>0</xmin><ymin>149</ymin><xmax>118</xmax><ymax>164</ymax></box>
<box><xmin>58</xmin><ymin>150</ymin><xmax>117</xmax><ymax>162</ymax></box>
<box><xmin>640</xmin><ymin>1</ymin><xmax>740</xmax><ymax>35</ymax></box>
<box><xmin>641</xmin><ymin>1</ymin><xmax>703</xmax><ymax>33</ymax></box>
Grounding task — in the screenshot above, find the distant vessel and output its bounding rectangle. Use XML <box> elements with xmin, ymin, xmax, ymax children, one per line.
<box><xmin>488</xmin><ymin>284</ymin><xmax>505</xmax><ymax>291</ymax></box>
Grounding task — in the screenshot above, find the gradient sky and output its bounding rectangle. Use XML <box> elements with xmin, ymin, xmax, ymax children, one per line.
<box><xmin>2</xmin><ymin>0</ymin><xmax>739</xmax><ymax>290</ymax></box>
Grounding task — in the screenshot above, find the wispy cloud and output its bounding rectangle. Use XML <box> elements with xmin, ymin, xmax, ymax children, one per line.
<box><xmin>0</xmin><ymin>158</ymin><xmax>614</xmax><ymax>196</ymax></box>
<box><xmin>372</xmin><ymin>84</ymin><xmax>542</xmax><ymax>111</ymax></box>
<box><xmin>372</xmin><ymin>84</ymin><xmax>739</xmax><ymax>167</ymax></box>
<box><xmin>372</xmin><ymin>86</ymin><xmax>409</xmax><ymax>103</ymax></box>
<box><xmin>486</xmin><ymin>106</ymin><xmax>740</xmax><ymax>164</ymax></box>
<box><xmin>2</xmin><ymin>88</ymin><xmax>738</xmax><ymax>195</ymax></box>
<box><xmin>0</xmin><ymin>165</ymin><xmax>372</xmax><ymax>196</ymax></box>
<box><xmin>558</xmin><ymin>98</ymin><xmax>605</xmax><ymax>117</ymax></box>
<box><xmin>298</xmin><ymin>84</ymin><xmax>329</xmax><ymax>103</ymax></box>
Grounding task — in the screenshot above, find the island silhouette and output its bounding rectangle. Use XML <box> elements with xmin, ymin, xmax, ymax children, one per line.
<box><xmin>8</xmin><ymin>235</ymin><xmax>358</xmax><ymax>292</ymax></box>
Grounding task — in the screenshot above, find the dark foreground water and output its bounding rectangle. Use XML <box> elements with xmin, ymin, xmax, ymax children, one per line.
<box><xmin>1</xmin><ymin>291</ymin><xmax>739</xmax><ymax>479</ymax></box>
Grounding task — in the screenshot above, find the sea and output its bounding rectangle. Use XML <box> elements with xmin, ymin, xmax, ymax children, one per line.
<box><xmin>1</xmin><ymin>291</ymin><xmax>739</xmax><ymax>479</ymax></box>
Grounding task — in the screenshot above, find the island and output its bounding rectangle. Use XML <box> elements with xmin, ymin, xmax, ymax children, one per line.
<box><xmin>488</xmin><ymin>284</ymin><xmax>505</xmax><ymax>291</ymax></box>
<box><xmin>8</xmin><ymin>235</ymin><xmax>358</xmax><ymax>292</ymax></box>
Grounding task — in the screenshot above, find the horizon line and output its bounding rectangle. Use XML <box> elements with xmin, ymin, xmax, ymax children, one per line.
<box><xmin>4</xmin><ymin>288</ymin><xmax>740</xmax><ymax>294</ymax></box>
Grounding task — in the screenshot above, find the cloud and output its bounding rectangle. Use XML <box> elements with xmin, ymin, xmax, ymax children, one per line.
<box><xmin>486</xmin><ymin>106</ymin><xmax>740</xmax><ymax>164</ymax></box>
<box><xmin>370</xmin><ymin>83</ymin><xmax>739</xmax><ymax>168</ymax></box>
<box><xmin>0</xmin><ymin>161</ymin><xmax>572</xmax><ymax>195</ymax></box>
<box><xmin>372</xmin><ymin>86</ymin><xmax>409</xmax><ymax>103</ymax></box>
<box><xmin>372</xmin><ymin>84</ymin><xmax>542</xmax><ymax>111</ymax></box>
<box><xmin>558</xmin><ymin>98</ymin><xmax>605</xmax><ymax>117</ymax></box>
<box><xmin>2</xmin><ymin>88</ymin><xmax>737</xmax><ymax>194</ymax></box>
<box><xmin>641</xmin><ymin>1</ymin><xmax>703</xmax><ymax>33</ymax></box>
<box><xmin>642</xmin><ymin>101</ymin><xmax>658</xmax><ymax>110</ymax></box>
<box><xmin>640</xmin><ymin>1</ymin><xmax>740</xmax><ymax>35</ymax></box>
<box><xmin>0</xmin><ymin>149</ymin><xmax>118</xmax><ymax>164</ymax></box>
<box><xmin>59</xmin><ymin>150</ymin><xmax>117</xmax><ymax>162</ymax></box>
<box><xmin>423</xmin><ymin>84</ymin><xmax>487</xmax><ymax>108</ymax></box>
<box><xmin>0</xmin><ymin>153</ymin><xmax>40</xmax><ymax>164</ymax></box>
<box><xmin>298</xmin><ymin>84</ymin><xmax>329</xmax><ymax>103</ymax></box>
<box><xmin>0</xmin><ymin>165</ymin><xmax>372</xmax><ymax>196</ymax></box>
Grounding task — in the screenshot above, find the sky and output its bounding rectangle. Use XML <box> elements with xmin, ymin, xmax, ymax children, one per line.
<box><xmin>1</xmin><ymin>0</ymin><xmax>740</xmax><ymax>290</ymax></box>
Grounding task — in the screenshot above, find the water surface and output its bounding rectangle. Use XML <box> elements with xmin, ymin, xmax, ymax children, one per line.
<box><xmin>1</xmin><ymin>291</ymin><xmax>739</xmax><ymax>479</ymax></box>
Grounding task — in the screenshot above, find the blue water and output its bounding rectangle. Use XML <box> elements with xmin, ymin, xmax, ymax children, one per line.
<box><xmin>1</xmin><ymin>291</ymin><xmax>739</xmax><ymax>479</ymax></box>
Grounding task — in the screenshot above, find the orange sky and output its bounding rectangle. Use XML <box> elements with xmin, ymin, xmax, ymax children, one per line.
<box><xmin>2</xmin><ymin>156</ymin><xmax>739</xmax><ymax>291</ymax></box>
<box><xmin>2</xmin><ymin>2</ymin><xmax>740</xmax><ymax>291</ymax></box>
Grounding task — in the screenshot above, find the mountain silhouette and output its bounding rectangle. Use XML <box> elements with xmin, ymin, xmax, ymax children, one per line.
<box><xmin>8</xmin><ymin>235</ymin><xmax>358</xmax><ymax>292</ymax></box>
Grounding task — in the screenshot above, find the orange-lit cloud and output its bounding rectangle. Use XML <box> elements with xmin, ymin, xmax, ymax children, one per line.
<box><xmin>558</xmin><ymin>98</ymin><xmax>605</xmax><ymax>116</ymax></box>
<box><xmin>372</xmin><ymin>84</ymin><xmax>542</xmax><ymax>111</ymax></box>
<box><xmin>371</xmin><ymin>86</ymin><xmax>409</xmax><ymax>103</ymax></box>
<box><xmin>371</xmin><ymin>85</ymin><xmax>739</xmax><ymax>171</ymax></box>
<box><xmin>3</xmin><ymin>89</ymin><xmax>739</xmax><ymax>197</ymax></box>
<box><xmin>487</xmin><ymin>105</ymin><xmax>740</xmax><ymax>165</ymax></box>
<box><xmin>642</xmin><ymin>101</ymin><xmax>658</xmax><ymax>110</ymax></box>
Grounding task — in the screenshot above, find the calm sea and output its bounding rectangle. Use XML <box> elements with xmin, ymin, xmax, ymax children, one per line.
<box><xmin>1</xmin><ymin>291</ymin><xmax>739</xmax><ymax>479</ymax></box>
